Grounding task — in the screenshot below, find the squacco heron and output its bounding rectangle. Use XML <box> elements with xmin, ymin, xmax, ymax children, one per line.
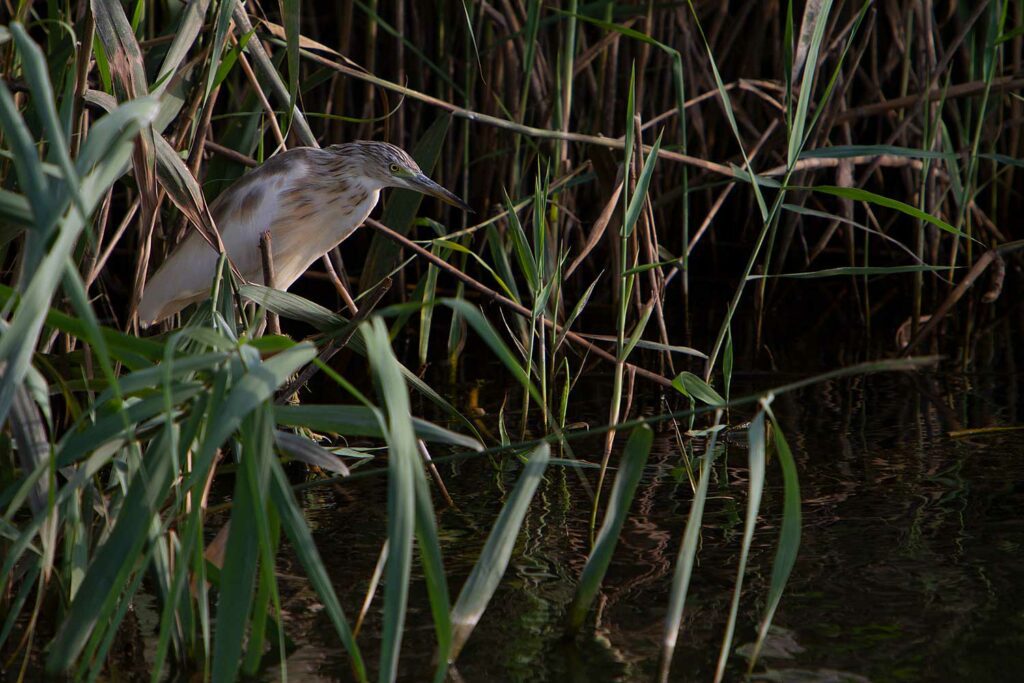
<box><xmin>138</xmin><ymin>141</ymin><xmax>469</xmax><ymax>326</ymax></box>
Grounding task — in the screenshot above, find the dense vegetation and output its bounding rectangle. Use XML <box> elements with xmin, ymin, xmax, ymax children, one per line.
<box><xmin>1</xmin><ymin>1</ymin><xmax>1020</xmax><ymax>680</ymax></box>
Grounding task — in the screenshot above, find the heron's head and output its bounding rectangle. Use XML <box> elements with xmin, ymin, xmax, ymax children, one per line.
<box><xmin>336</xmin><ymin>141</ymin><xmax>471</xmax><ymax>211</ymax></box>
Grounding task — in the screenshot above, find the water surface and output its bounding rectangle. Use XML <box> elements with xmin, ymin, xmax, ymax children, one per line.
<box><xmin>273</xmin><ymin>364</ymin><xmax>1024</xmax><ymax>682</ymax></box>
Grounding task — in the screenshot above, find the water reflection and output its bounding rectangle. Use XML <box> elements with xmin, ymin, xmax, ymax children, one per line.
<box><xmin>271</xmin><ymin>367</ymin><xmax>1023</xmax><ymax>682</ymax></box>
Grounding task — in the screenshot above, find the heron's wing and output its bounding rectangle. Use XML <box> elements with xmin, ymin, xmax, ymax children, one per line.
<box><xmin>138</xmin><ymin>153</ymin><xmax>313</xmax><ymax>325</ymax></box>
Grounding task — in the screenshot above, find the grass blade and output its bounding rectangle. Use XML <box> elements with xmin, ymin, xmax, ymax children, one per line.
<box><xmin>448</xmin><ymin>443</ymin><xmax>550</xmax><ymax>663</ymax></box>
<box><xmin>280</xmin><ymin>0</ymin><xmax>301</xmax><ymax>131</ymax></box>
<box><xmin>686</xmin><ymin>2</ymin><xmax>769</xmax><ymax>220</ymax></box>
<box><xmin>714</xmin><ymin>407</ymin><xmax>768</xmax><ymax>682</ymax></box>
<box><xmin>413</xmin><ymin>448</ymin><xmax>452</xmax><ymax>679</ymax></box>
<box><xmin>749</xmin><ymin>264</ymin><xmax>954</xmax><ymax>279</ymax></box>
<box><xmin>623</xmin><ymin>132</ymin><xmax>663</xmax><ymax>238</ymax></box>
<box><xmin>787</xmin><ymin>0</ymin><xmax>834</xmax><ymax>166</ymax></box>
<box><xmin>360</xmin><ymin>318</ymin><xmax>418</xmax><ymax>683</ymax></box>
<box><xmin>658</xmin><ymin>411</ymin><xmax>724</xmax><ymax>682</ymax></box>
<box><xmin>747</xmin><ymin>407</ymin><xmax>802</xmax><ymax>673</ymax></box>
<box><xmin>566</xmin><ymin>426</ymin><xmax>653</xmax><ymax>633</ymax></box>
<box><xmin>440</xmin><ymin>298</ymin><xmax>542</xmax><ymax>407</ymax></box>
<box><xmin>806</xmin><ymin>185</ymin><xmax>977</xmax><ymax>242</ymax></box>
<box><xmin>270</xmin><ymin>458</ymin><xmax>367</xmax><ymax>680</ymax></box>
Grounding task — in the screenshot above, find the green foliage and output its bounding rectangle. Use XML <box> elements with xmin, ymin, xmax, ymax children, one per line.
<box><xmin>1</xmin><ymin>1</ymin><xmax>1018</xmax><ymax>680</ymax></box>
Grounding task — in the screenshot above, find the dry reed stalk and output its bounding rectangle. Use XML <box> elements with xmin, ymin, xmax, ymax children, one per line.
<box><xmin>260</xmin><ymin>231</ymin><xmax>281</xmax><ymax>335</ymax></box>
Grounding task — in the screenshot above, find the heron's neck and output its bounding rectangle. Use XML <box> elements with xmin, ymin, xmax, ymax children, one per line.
<box><xmin>315</xmin><ymin>152</ymin><xmax>387</xmax><ymax>194</ymax></box>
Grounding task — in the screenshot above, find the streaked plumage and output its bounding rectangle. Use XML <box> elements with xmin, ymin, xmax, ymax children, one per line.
<box><xmin>138</xmin><ymin>141</ymin><xmax>468</xmax><ymax>326</ymax></box>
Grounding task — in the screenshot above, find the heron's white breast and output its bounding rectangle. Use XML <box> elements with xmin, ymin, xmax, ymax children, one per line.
<box><xmin>270</xmin><ymin>179</ymin><xmax>381</xmax><ymax>290</ymax></box>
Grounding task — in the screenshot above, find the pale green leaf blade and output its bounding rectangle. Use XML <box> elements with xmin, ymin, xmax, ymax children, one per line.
<box><xmin>448</xmin><ymin>443</ymin><xmax>550</xmax><ymax>662</ymax></box>
<box><xmin>566</xmin><ymin>426</ymin><xmax>652</xmax><ymax>632</ymax></box>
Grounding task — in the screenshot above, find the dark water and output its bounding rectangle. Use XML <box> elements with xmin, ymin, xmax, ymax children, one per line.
<box><xmin>261</xmin><ymin>362</ymin><xmax>1024</xmax><ymax>682</ymax></box>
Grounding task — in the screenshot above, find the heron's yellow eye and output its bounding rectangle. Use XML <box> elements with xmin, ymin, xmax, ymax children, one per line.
<box><xmin>389</xmin><ymin>163</ymin><xmax>401</xmax><ymax>173</ymax></box>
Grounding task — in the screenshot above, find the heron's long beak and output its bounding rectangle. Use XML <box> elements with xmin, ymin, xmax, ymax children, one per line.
<box><xmin>407</xmin><ymin>173</ymin><xmax>472</xmax><ymax>212</ymax></box>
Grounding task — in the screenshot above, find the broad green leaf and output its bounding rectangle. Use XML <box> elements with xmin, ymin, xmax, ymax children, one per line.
<box><xmin>0</xmin><ymin>96</ymin><xmax>158</xmax><ymax>425</ymax></box>
<box><xmin>274</xmin><ymin>404</ymin><xmax>481</xmax><ymax>451</ymax></box>
<box><xmin>274</xmin><ymin>431</ymin><xmax>351</xmax><ymax>476</ymax></box>
<box><xmin>240</xmin><ymin>283</ymin><xmax>346</xmax><ymax>330</ymax></box>
<box><xmin>191</xmin><ymin>344</ymin><xmax>317</xmax><ymax>475</ymax></box>
<box><xmin>154</xmin><ymin>0</ymin><xmax>212</xmax><ymax>93</ymax></box>
<box><xmin>621</xmin><ymin>301</ymin><xmax>654</xmax><ymax>360</ymax></box>
<box><xmin>413</xmin><ymin>445</ymin><xmax>452</xmax><ymax>681</ymax></box>
<box><xmin>211</xmin><ymin>421</ymin><xmax>265</xmax><ymax>683</ymax></box>
<box><xmin>11</xmin><ymin>24</ymin><xmax>85</xmax><ymax>228</ymax></box>
<box><xmin>56</xmin><ymin>386</ymin><xmax>204</xmax><ymax>468</ymax></box>
<box><xmin>503</xmin><ymin>189</ymin><xmax>539</xmax><ymax>295</ymax></box>
<box><xmin>0</xmin><ymin>188</ymin><xmax>32</xmax><ymax>231</ymax></box>
<box><xmin>672</xmin><ymin>372</ymin><xmax>725</xmax><ymax>406</ymax></box>
<box><xmin>46</xmin><ymin>428</ymin><xmax>176</xmax><ymax>673</ymax></box>
<box><xmin>270</xmin><ymin>459</ymin><xmax>367</xmax><ymax>680</ymax></box>
<box><xmin>0</xmin><ymin>283</ymin><xmax>163</xmax><ymax>367</ymax></box>
<box><xmin>622</xmin><ymin>132</ymin><xmax>663</xmax><ymax>238</ymax></box>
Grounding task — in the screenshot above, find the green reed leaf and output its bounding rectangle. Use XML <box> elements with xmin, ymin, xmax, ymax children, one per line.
<box><xmin>715</xmin><ymin>407</ymin><xmax>767</xmax><ymax>681</ymax></box>
<box><xmin>448</xmin><ymin>443</ymin><xmax>550</xmax><ymax>663</ymax></box>
<box><xmin>805</xmin><ymin>185</ymin><xmax>977</xmax><ymax>242</ymax></box>
<box><xmin>566</xmin><ymin>426</ymin><xmax>652</xmax><ymax>633</ymax></box>
<box><xmin>270</xmin><ymin>457</ymin><xmax>367</xmax><ymax>680</ymax></box>
<box><xmin>658</xmin><ymin>411</ymin><xmax>724</xmax><ymax>682</ymax></box>
<box><xmin>672</xmin><ymin>371</ymin><xmax>725</xmax><ymax>406</ymax></box>
<box><xmin>361</xmin><ymin>318</ymin><xmax>417</xmax><ymax>683</ymax></box>
<box><xmin>747</xmin><ymin>407</ymin><xmax>802</xmax><ymax>673</ymax></box>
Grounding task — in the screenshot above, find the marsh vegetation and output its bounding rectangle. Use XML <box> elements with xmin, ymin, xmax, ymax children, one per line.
<box><xmin>1</xmin><ymin>1</ymin><xmax>1022</xmax><ymax>681</ymax></box>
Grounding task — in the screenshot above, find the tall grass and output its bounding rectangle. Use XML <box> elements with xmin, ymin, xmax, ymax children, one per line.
<box><xmin>1</xmin><ymin>1</ymin><xmax>1021</xmax><ymax>680</ymax></box>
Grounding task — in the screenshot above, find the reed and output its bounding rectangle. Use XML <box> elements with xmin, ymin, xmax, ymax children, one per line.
<box><xmin>1</xmin><ymin>1</ymin><xmax>1020</xmax><ymax>680</ymax></box>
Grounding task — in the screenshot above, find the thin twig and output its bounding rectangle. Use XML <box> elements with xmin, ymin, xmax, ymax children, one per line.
<box><xmin>320</xmin><ymin>254</ymin><xmax>360</xmax><ymax>316</ymax></box>
<box><xmin>205</xmin><ymin>140</ymin><xmax>260</xmax><ymax>167</ymax></box>
<box><xmin>235</xmin><ymin>39</ymin><xmax>287</xmax><ymax>151</ymax></box>
<box><xmin>259</xmin><ymin>231</ymin><xmax>281</xmax><ymax>335</ymax></box>
<box><xmin>418</xmin><ymin>440</ymin><xmax>454</xmax><ymax>508</ymax></box>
